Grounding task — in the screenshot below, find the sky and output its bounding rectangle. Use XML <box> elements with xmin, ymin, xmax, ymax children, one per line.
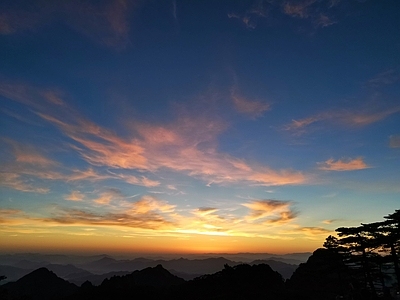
<box><xmin>0</xmin><ymin>0</ymin><xmax>399</xmax><ymax>256</ymax></box>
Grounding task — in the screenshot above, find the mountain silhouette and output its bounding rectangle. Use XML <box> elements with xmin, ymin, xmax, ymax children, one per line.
<box><xmin>68</xmin><ymin>270</ymin><xmax>130</xmax><ymax>286</ymax></box>
<box><xmin>173</xmin><ymin>263</ymin><xmax>285</xmax><ymax>300</ymax></box>
<box><xmin>286</xmin><ymin>248</ymin><xmax>352</xmax><ymax>300</ymax></box>
<box><xmin>1</xmin><ymin>267</ymin><xmax>78</xmax><ymax>300</ymax></box>
<box><xmin>71</xmin><ymin>264</ymin><xmax>185</xmax><ymax>300</ymax></box>
<box><xmin>250</xmin><ymin>259</ymin><xmax>298</xmax><ymax>279</ymax></box>
<box><xmin>101</xmin><ymin>264</ymin><xmax>185</xmax><ymax>288</ymax></box>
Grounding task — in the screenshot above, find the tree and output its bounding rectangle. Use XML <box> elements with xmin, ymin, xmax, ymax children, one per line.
<box><xmin>336</xmin><ymin>224</ymin><xmax>380</xmax><ymax>298</ymax></box>
<box><xmin>368</xmin><ymin>210</ymin><xmax>400</xmax><ymax>286</ymax></box>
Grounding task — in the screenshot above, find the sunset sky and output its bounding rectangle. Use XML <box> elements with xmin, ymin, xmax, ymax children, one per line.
<box><xmin>1</xmin><ymin>0</ymin><xmax>399</xmax><ymax>255</ymax></box>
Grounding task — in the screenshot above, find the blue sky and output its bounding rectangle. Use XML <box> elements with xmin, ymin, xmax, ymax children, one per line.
<box><xmin>0</xmin><ymin>0</ymin><xmax>399</xmax><ymax>255</ymax></box>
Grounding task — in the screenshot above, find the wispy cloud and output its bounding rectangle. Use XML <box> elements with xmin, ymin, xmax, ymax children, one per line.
<box><xmin>283</xmin><ymin>0</ymin><xmax>316</xmax><ymax>19</ymax></box>
<box><xmin>65</xmin><ymin>191</ymin><xmax>84</xmax><ymax>201</ymax></box>
<box><xmin>242</xmin><ymin>199</ymin><xmax>296</xmax><ymax>224</ymax></box>
<box><xmin>231</xmin><ymin>89</ymin><xmax>270</xmax><ymax>118</ymax></box>
<box><xmin>283</xmin><ymin>226</ymin><xmax>331</xmax><ymax>237</ymax></box>
<box><xmin>318</xmin><ymin>157</ymin><xmax>369</xmax><ymax>171</ymax></box>
<box><xmin>282</xmin><ymin>0</ymin><xmax>337</xmax><ymax>28</ymax></box>
<box><xmin>4</xmin><ymin>139</ymin><xmax>58</xmax><ymax>167</ymax></box>
<box><xmin>1</xmin><ymin>82</ymin><xmax>306</xmax><ymax>187</ymax></box>
<box><xmin>0</xmin><ymin>172</ymin><xmax>49</xmax><ymax>194</ymax></box>
<box><xmin>285</xmin><ymin>106</ymin><xmax>400</xmax><ymax>134</ymax></box>
<box><xmin>367</xmin><ymin>69</ymin><xmax>398</xmax><ymax>88</ymax></box>
<box><xmin>389</xmin><ymin>135</ymin><xmax>400</xmax><ymax>148</ymax></box>
<box><xmin>227</xmin><ymin>1</ymin><xmax>269</xmax><ymax>29</ymax></box>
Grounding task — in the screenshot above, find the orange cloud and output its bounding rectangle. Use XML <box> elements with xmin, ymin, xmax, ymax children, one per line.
<box><xmin>65</xmin><ymin>191</ymin><xmax>84</xmax><ymax>201</ymax></box>
<box><xmin>282</xmin><ymin>226</ymin><xmax>331</xmax><ymax>237</ymax></box>
<box><xmin>129</xmin><ymin>196</ymin><xmax>175</xmax><ymax>214</ymax></box>
<box><xmin>318</xmin><ymin>157</ymin><xmax>369</xmax><ymax>171</ymax></box>
<box><xmin>193</xmin><ymin>207</ymin><xmax>219</xmax><ymax>217</ymax></box>
<box><xmin>242</xmin><ymin>200</ymin><xmax>295</xmax><ymax>224</ymax></box>
<box><xmin>342</xmin><ymin>107</ymin><xmax>400</xmax><ymax>126</ymax></box>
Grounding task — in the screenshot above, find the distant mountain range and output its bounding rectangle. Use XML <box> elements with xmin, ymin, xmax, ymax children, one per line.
<box><xmin>0</xmin><ymin>249</ymin><xmax>385</xmax><ymax>300</ymax></box>
<box><xmin>0</xmin><ymin>253</ymin><xmax>303</xmax><ymax>285</ymax></box>
<box><xmin>1</xmin><ymin>263</ymin><xmax>286</xmax><ymax>300</ymax></box>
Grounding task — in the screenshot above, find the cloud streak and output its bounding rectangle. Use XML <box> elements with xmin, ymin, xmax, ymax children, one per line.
<box><xmin>231</xmin><ymin>89</ymin><xmax>270</xmax><ymax>118</ymax></box>
<box><xmin>285</xmin><ymin>106</ymin><xmax>400</xmax><ymax>135</ymax></box>
<box><xmin>1</xmin><ymin>82</ymin><xmax>306</xmax><ymax>187</ymax></box>
<box><xmin>318</xmin><ymin>157</ymin><xmax>369</xmax><ymax>171</ymax></box>
<box><xmin>242</xmin><ymin>199</ymin><xmax>296</xmax><ymax>224</ymax></box>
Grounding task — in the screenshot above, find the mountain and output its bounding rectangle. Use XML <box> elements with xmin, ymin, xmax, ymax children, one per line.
<box><xmin>102</xmin><ymin>264</ymin><xmax>185</xmax><ymax>288</ymax></box>
<box><xmin>13</xmin><ymin>259</ymin><xmax>48</xmax><ymax>269</ymax></box>
<box><xmin>286</xmin><ymin>248</ymin><xmax>352</xmax><ymax>300</ymax></box>
<box><xmin>173</xmin><ymin>263</ymin><xmax>285</xmax><ymax>300</ymax></box>
<box><xmin>46</xmin><ymin>263</ymin><xmax>93</xmax><ymax>280</ymax></box>
<box><xmin>69</xmin><ymin>265</ymin><xmax>186</xmax><ymax>300</ymax></box>
<box><xmin>1</xmin><ymin>267</ymin><xmax>78</xmax><ymax>300</ymax></box>
<box><xmin>0</xmin><ymin>265</ymin><xmax>33</xmax><ymax>284</ymax></box>
<box><xmin>69</xmin><ymin>270</ymin><xmax>130</xmax><ymax>286</ymax></box>
<box><xmin>250</xmin><ymin>259</ymin><xmax>298</xmax><ymax>279</ymax></box>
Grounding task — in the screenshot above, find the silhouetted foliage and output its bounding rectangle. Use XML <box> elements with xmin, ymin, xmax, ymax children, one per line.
<box><xmin>321</xmin><ymin>209</ymin><xmax>400</xmax><ymax>299</ymax></box>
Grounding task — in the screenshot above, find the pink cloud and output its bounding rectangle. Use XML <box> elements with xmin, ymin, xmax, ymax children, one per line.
<box><xmin>1</xmin><ymin>82</ymin><xmax>306</xmax><ymax>187</ymax></box>
<box><xmin>318</xmin><ymin>157</ymin><xmax>369</xmax><ymax>171</ymax></box>
<box><xmin>4</xmin><ymin>139</ymin><xmax>58</xmax><ymax>167</ymax></box>
<box><xmin>231</xmin><ymin>90</ymin><xmax>270</xmax><ymax>118</ymax></box>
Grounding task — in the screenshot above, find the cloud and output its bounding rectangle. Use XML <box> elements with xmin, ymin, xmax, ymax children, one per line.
<box><xmin>109</xmin><ymin>172</ymin><xmax>160</xmax><ymax>187</ymax></box>
<box><xmin>315</xmin><ymin>14</ymin><xmax>336</xmax><ymax>27</ymax></box>
<box><xmin>93</xmin><ymin>190</ymin><xmax>121</xmax><ymax>205</ymax></box>
<box><xmin>285</xmin><ymin>106</ymin><xmax>400</xmax><ymax>134</ymax></box>
<box><xmin>0</xmin><ymin>172</ymin><xmax>49</xmax><ymax>194</ymax></box>
<box><xmin>318</xmin><ymin>157</ymin><xmax>369</xmax><ymax>171</ymax></box>
<box><xmin>282</xmin><ymin>0</ymin><xmax>337</xmax><ymax>28</ymax></box>
<box><xmin>1</xmin><ymin>82</ymin><xmax>306</xmax><ymax>187</ymax></box>
<box><xmin>322</xmin><ymin>219</ymin><xmax>340</xmax><ymax>224</ymax></box>
<box><xmin>227</xmin><ymin>1</ymin><xmax>269</xmax><ymax>29</ymax></box>
<box><xmin>242</xmin><ymin>199</ymin><xmax>296</xmax><ymax>224</ymax></box>
<box><xmin>129</xmin><ymin>196</ymin><xmax>176</xmax><ymax>214</ymax></box>
<box><xmin>0</xmin><ymin>0</ymin><xmax>133</xmax><ymax>49</ymax></box>
<box><xmin>389</xmin><ymin>135</ymin><xmax>400</xmax><ymax>148</ymax></box>
<box><xmin>4</xmin><ymin>139</ymin><xmax>58</xmax><ymax>167</ymax></box>
<box><xmin>231</xmin><ymin>89</ymin><xmax>270</xmax><ymax>118</ymax></box>
<box><xmin>193</xmin><ymin>207</ymin><xmax>219</xmax><ymax>217</ymax></box>
<box><xmin>45</xmin><ymin>207</ymin><xmax>176</xmax><ymax>230</ymax></box>
<box><xmin>283</xmin><ymin>226</ymin><xmax>331</xmax><ymax>236</ymax></box>
<box><xmin>283</xmin><ymin>1</ymin><xmax>316</xmax><ymax>19</ymax></box>
<box><xmin>367</xmin><ymin>69</ymin><xmax>398</xmax><ymax>88</ymax></box>
<box><xmin>65</xmin><ymin>191</ymin><xmax>84</xmax><ymax>201</ymax></box>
